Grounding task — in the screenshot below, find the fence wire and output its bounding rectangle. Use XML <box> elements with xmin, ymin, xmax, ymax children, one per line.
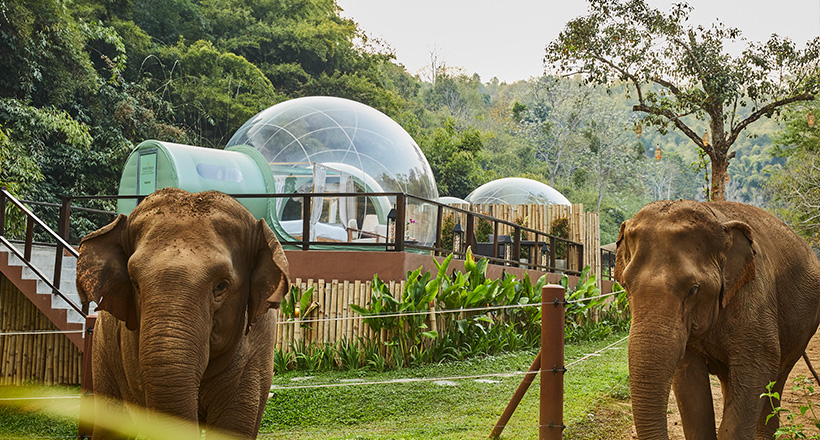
<box><xmin>277</xmin><ymin>289</ymin><xmax>626</xmax><ymax>326</ymax></box>
<box><xmin>269</xmin><ymin>335</ymin><xmax>629</xmax><ymax>392</ymax></box>
<box><xmin>0</xmin><ymin>330</ymin><xmax>84</xmax><ymax>336</ymax></box>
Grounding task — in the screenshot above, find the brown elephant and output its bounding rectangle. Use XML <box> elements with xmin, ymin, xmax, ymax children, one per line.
<box><xmin>77</xmin><ymin>188</ymin><xmax>290</xmax><ymax>439</ymax></box>
<box><xmin>616</xmin><ymin>200</ymin><xmax>820</xmax><ymax>439</ymax></box>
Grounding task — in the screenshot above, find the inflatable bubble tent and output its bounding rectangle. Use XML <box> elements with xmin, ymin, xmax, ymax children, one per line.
<box><xmin>226</xmin><ymin>96</ymin><xmax>440</xmax><ymax>247</ymax></box>
<box><xmin>465</xmin><ymin>177</ymin><xmax>571</xmax><ymax>206</ymax></box>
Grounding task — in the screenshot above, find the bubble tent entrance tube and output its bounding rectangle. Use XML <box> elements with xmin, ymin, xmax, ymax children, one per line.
<box><xmin>118</xmin><ymin>97</ymin><xmax>440</xmax><ymax>250</ymax></box>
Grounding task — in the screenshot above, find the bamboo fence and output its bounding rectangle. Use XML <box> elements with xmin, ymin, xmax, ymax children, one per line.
<box><xmin>275</xmin><ymin>278</ymin><xmax>406</xmax><ymax>352</ymax></box>
<box><xmin>0</xmin><ymin>276</ymin><xmax>82</xmax><ymax>385</ymax></box>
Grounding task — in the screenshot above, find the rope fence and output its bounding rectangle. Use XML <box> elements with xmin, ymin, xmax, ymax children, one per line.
<box><xmin>268</xmin><ymin>334</ymin><xmax>629</xmax><ymax>392</ymax></box>
<box><xmin>0</xmin><ymin>330</ymin><xmax>84</xmax><ymax>336</ymax></box>
<box><xmin>275</xmin><ymin>289</ymin><xmax>626</xmax><ymax>326</ymax></box>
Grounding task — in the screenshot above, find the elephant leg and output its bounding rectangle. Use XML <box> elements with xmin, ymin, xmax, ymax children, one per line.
<box><xmin>672</xmin><ymin>350</ymin><xmax>717</xmax><ymax>440</ymax></box>
<box><xmin>91</xmin><ymin>361</ymin><xmax>135</xmax><ymax>439</ymax></box>
<box><xmin>718</xmin><ymin>363</ymin><xmax>779</xmax><ymax>440</ymax></box>
<box><xmin>200</xmin><ymin>368</ymin><xmax>270</xmax><ymax>439</ymax></box>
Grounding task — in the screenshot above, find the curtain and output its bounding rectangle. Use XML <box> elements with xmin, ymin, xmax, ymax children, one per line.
<box><xmin>338</xmin><ymin>172</ymin><xmax>356</xmax><ymax>230</ymax></box>
<box><xmin>310</xmin><ymin>164</ymin><xmax>327</xmax><ymax>241</ymax></box>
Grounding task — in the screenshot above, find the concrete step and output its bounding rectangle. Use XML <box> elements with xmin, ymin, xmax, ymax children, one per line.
<box><xmin>3</xmin><ymin>243</ymin><xmax>88</xmax><ymax>325</ymax></box>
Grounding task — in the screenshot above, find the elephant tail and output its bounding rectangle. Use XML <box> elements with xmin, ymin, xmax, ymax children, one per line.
<box><xmin>802</xmin><ymin>351</ymin><xmax>820</xmax><ymax>384</ymax></box>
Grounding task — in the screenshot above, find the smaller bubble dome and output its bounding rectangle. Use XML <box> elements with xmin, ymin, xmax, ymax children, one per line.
<box><xmin>465</xmin><ymin>177</ymin><xmax>571</xmax><ymax>206</ymax></box>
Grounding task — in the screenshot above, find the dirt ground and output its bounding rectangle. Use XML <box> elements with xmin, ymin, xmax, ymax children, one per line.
<box><xmin>625</xmin><ymin>329</ymin><xmax>820</xmax><ymax>439</ymax></box>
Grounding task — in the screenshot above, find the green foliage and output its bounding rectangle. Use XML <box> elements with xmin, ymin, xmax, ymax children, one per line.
<box><xmin>279</xmin><ymin>252</ymin><xmax>629</xmax><ymax>374</ymax></box>
<box><xmin>551</xmin><ymin>217</ymin><xmax>570</xmax><ymax>258</ymax></box>
<box><xmin>762</xmin><ymin>377</ymin><xmax>820</xmax><ymax>439</ymax></box>
<box><xmin>419</xmin><ymin>118</ymin><xmax>486</xmax><ymax>198</ymax></box>
<box><xmin>769</xmin><ymin>103</ymin><xmax>820</xmax><ymax>245</ymax></box>
<box><xmin>264</xmin><ymin>334</ymin><xmax>630</xmax><ymax>439</ymax></box>
<box><xmin>280</xmin><ymin>285</ymin><xmax>317</xmax><ymax>324</ymax></box>
<box><xmin>545</xmin><ymin>0</ymin><xmax>819</xmax><ymax>200</ymax></box>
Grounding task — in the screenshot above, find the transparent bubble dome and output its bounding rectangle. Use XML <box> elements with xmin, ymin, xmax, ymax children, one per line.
<box><xmin>227</xmin><ymin>96</ymin><xmax>438</xmax><ymax>199</ymax></box>
<box><xmin>465</xmin><ymin>177</ymin><xmax>571</xmax><ymax>206</ymax></box>
<box><xmin>227</xmin><ymin>96</ymin><xmax>439</xmax><ymax>246</ymax></box>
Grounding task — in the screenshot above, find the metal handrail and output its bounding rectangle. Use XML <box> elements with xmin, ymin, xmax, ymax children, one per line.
<box><xmin>0</xmin><ymin>188</ymin><xmax>85</xmax><ymax>317</ymax></box>
<box><xmin>64</xmin><ymin>191</ymin><xmax>585</xmax><ymax>274</ymax></box>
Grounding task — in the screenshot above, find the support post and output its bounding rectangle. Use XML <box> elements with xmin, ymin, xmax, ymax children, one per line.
<box><xmin>394</xmin><ymin>194</ymin><xmax>406</xmax><ymax>252</ymax></box>
<box><xmin>301</xmin><ymin>195</ymin><xmax>311</xmax><ymax>251</ymax></box>
<box><xmin>490</xmin><ymin>352</ymin><xmax>541</xmax><ymax>438</ymax></box>
<box><xmin>79</xmin><ymin>314</ymin><xmax>96</xmax><ymax>439</ymax></box>
<box><xmin>541</xmin><ymin>284</ymin><xmax>565</xmax><ymax>440</ymax></box>
<box><xmin>490</xmin><ymin>284</ymin><xmax>566</xmax><ymax>439</ymax></box>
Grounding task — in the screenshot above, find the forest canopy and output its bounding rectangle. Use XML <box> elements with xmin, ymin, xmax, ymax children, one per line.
<box><xmin>0</xmin><ymin>0</ymin><xmax>815</xmax><ymax>244</ymax></box>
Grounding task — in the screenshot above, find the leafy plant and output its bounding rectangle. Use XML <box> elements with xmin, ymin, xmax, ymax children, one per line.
<box><xmin>337</xmin><ymin>339</ymin><xmax>362</xmax><ymax>371</ymax></box>
<box><xmin>551</xmin><ymin>218</ymin><xmax>570</xmax><ymax>258</ymax></box>
<box><xmin>762</xmin><ymin>377</ymin><xmax>820</xmax><ymax>439</ymax></box>
<box><xmin>280</xmin><ymin>285</ymin><xmax>317</xmax><ymax>327</ymax></box>
<box><xmin>273</xmin><ymin>348</ymin><xmax>292</xmax><ymax>374</ymax></box>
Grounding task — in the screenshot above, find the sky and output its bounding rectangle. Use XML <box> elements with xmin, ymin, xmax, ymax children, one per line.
<box><xmin>336</xmin><ymin>0</ymin><xmax>820</xmax><ymax>83</ymax></box>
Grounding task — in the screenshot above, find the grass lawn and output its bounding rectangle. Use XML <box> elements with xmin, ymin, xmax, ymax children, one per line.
<box><xmin>0</xmin><ymin>332</ymin><xmax>630</xmax><ymax>439</ymax></box>
<box><xmin>261</xmin><ymin>332</ymin><xmax>630</xmax><ymax>440</ymax></box>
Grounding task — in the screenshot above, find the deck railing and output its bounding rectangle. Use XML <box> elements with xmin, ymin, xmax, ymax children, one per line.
<box><xmin>0</xmin><ymin>188</ymin><xmax>85</xmax><ymax>316</ymax></box>
<box><xmin>60</xmin><ymin>192</ymin><xmax>585</xmax><ymax>275</ymax></box>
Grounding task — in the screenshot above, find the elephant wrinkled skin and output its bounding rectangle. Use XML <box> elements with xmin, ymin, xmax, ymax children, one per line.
<box><xmin>616</xmin><ymin>200</ymin><xmax>820</xmax><ymax>440</ymax></box>
<box><xmin>76</xmin><ymin>188</ymin><xmax>290</xmax><ymax>439</ymax></box>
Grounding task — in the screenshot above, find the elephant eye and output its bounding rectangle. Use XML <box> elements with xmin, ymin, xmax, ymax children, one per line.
<box><xmin>688</xmin><ymin>285</ymin><xmax>699</xmax><ymax>296</ymax></box>
<box><xmin>213</xmin><ymin>281</ymin><xmax>229</xmax><ymax>295</ymax></box>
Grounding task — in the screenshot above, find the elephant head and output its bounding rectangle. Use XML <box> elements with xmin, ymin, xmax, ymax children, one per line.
<box><xmin>76</xmin><ymin>188</ymin><xmax>289</xmax><ymax>428</ymax></box>
<box><xmin>615</xmin><ymin>200</ymin><xmax>755</xmax><ymax>439</ymax></box>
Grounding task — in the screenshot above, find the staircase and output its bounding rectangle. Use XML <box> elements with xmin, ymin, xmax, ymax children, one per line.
<box><xmin>0</xmin><ymin>189</ymin><xmax>92</xmax><ymax>350</ymax></box>
<box><xmin>0</xmin><ymin>243</ymin><xmax>88</xmax><ymax>349</ymax></box>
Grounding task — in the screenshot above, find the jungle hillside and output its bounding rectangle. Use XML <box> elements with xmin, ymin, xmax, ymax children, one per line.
<box><xmin>1</xmin><ymin>0</ymin><xmax>818</xmax><ymax>245</ymax></box>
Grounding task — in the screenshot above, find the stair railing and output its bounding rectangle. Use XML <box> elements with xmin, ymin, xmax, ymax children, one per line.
<box><xmin>0</xmin><ymin>187</ymin><xmax>85</xmax><ymax>317</ymax></box>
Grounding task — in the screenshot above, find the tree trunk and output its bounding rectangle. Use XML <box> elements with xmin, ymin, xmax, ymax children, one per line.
<box><xmin>709</xmin><ymin>149</ymin><xmax>729</xmax><ymax>201</ymax></box>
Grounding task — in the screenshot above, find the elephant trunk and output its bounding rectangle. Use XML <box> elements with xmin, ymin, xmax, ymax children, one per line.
<box><xmin>628</xmin><ymin>317</ymin><xmax>687</xmax><ymax>440</ymax></box>
<box><xmin>138</xmin><ymin>295</ymin><xmax>210</xmax><ymax>438</ymax></box>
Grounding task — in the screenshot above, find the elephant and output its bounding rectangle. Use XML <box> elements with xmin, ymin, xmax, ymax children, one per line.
<box><xmin>76</xmin><ymin>188</ymin><xmax>290</xmax><ymax>439</ymax></box>
<box><xmin>615</xmin><ymin>200</ymin><xmax>820</xmax><ymax>439</ymax></box>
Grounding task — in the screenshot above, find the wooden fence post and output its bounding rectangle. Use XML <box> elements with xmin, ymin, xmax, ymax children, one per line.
<box><xmin>490</xmin><ymin>284</ymin><xmax>566</xmax><ymax>439</ymax></box>
<box><xmin>541</xmin><ymin>284</ymin><xmax>565</xmax><ymax>440</ymax></box>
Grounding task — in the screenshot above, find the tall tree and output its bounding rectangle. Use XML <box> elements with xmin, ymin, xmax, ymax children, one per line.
<box><xmin>515</xmin><ymin>77</ymin><xmax>593</xmax><ymax>187</ymax></box>
<box><xmin>545</xmin><ymin>0</ymin><xmax>820</xmax><ymax>200</ymax></box>
<box><xmin>769</xmin><ymin>104</ymin><xmax>820</xmax><ymax>244</ymax></box>
<box><xmin>580</xmin><ymin>101</ymin><xmax>636</xmax><ymax>212</ymax></box>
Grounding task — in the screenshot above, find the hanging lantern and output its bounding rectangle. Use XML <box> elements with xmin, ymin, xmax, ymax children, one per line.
<box><xmin>808</xmin><ymin>111</ymin><xmax>815</xmax><ymax>127</ymax></box>
<box><xmin>702</xmin><ymin>130</ymin><xmax>710</xmax><ymax>146</ymax></box>
<box><xmin>654</xmin><ymin>145</ymin><xmax>662</xmax><ymax>161</ymax></box>
<box><xmin>452</xmin><ymin>222</ymin><xmax>464</xmax><ymax>255</ymax></box>
<box><xmin>635</xmin><ymin>123</ymin><xmax>643</xmax><ymax>138</ymax></box>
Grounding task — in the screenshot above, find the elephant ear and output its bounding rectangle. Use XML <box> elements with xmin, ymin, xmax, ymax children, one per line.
<box><xmin>721</xmin><ymin>220</ymin><xmax>756</xmax><ymax>308</ymax></box>
<box><xmin>248</xmin><ymin>219</ymin><xmax>290</xmax><ymax>334</ymax></box>
<box><xmin>614</xmin><ymin>221</ymin><xmax>630</xmax><ymax>283</ymax></box>
<box><xmin>76</xmin><ymin>214</ymin><xmax>139</xmax><ymax>330</ymax></box>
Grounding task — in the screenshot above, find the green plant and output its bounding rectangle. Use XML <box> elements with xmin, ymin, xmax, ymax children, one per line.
<box><xmin>762</xmin><ymin>377</ymin><xmax>820</xmax><ymax>439</ymax></box>
<box><xmin>563</xmin><ymin>266</ymin><xmax>604</xmax><ymax>326</ymax></box>
<box><xmin>280</xmin><ymin>285</ymin><xmax>317</xmax><ymax>326</ymax></box>
<box><xmin>440</xmin><ymin>214</ymin><xmax>456</xmax><ymax>251</ymax></box>
<box><xmin>476</xmin><ymin>217</ymin><xmax>493</xmax><ymax>242</ymax></box>
<box><xmin>551</xmin><ymin>217</ymin><xmax>570</xmax><ymax>259</ymax></box>
<box><xmin>291</xmin><ymin>340</ymin><xmax>323</xmax><ymax>372</ymax></box>
<box><xmin>337</xmin><ymin>339</ymin><xmax>362</xmax><ymax>371</ymax></box>
<box><xmin>273</xmin><ymin>348</ymin><xmax>293</xmax><ymax>374</ymax></box>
